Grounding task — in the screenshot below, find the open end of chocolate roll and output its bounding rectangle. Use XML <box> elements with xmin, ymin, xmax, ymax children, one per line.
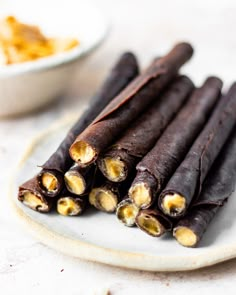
<box><xmin>57</xmin><ymin>197</ymin><xmax>83</xmax><ymax>216</ymax></box>
<box><xmin>18</xmin><ymin>191</ymin><xmax>49</xmax><ymax>212</ymax></box>
<box><xmin>64</xmin><ymin>172</ymin><xmax>86</xmax><ymax>195</ymax></box>
<box><xmin>116</xmin><ymin>200</ymin><xmax>139</xmax><ymax>227</ymax></box>
<box><xmin>99</xmin><ymin>156</ymin><xmax>127</xmax><ymax>182</ymax></box>
<box><xmin>173</xmin><ymin>226</ymin><xmax>198</xmax><ymax>247</ymax></box>
<box><xmin>40</xmin><ymin>172</ymin><xmax>59</xmax><ymax>193</ymax></box>
<box><xmin>129</xmin><ymin>183</ymin><xmax>152</xmax><ymax>208</ymax></box>
<box><xmin>88</xmin><ymin>188</ymin><xmax>96</xmax><ymax>207</ymax></box>
<box><xmin>89</xmin><ymin>188</ymin><xmax>118</xmax><ymax>213</ymax></box>
<box><xmin>70</xmin><ymin>141</ymin><xmax>97</xmax><ymax>165</ymax></box>
<box><xmin>136</xmin><ymin>212</ymin><xmax>165</xmax><ymax>237</ymax></box>
<box><xmin>161</xmin><ymin>193</ymin><xmax>186</xmax><ymax>217</ymax></box>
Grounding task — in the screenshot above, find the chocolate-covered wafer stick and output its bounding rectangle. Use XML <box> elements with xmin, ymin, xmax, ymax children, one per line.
<box><xmin>89</xmin><ymin>178</ymin><xmax>132</xmax><ymax>213</ymax></box>
<box><xmin>136</xmin><ymin>209</ymin><xmax>172</xmax><ymax>237</ymax></box>
<box><xmin>160</xmin><ymin>84</ymin><xmax>236</xmax><ymax>218</ymax></box>
<box><xmin>129</xmin><ymin>77</ymin><xmax>222</xmax><ymax>209</ymax></box>
<box><xmin>173</xmin><ymin>128</ymin><xmax>236</xmax><ymax>247</ymax></box>
<box><xmin>70</xmin><ymin>43</ymin><xmax>194</xmax><ymax>166</ymax></box>
<box><xmin>36</xmin><ymin>52</ymin><xmax>139</xmax><ymax>197</ymax></box>
<box><xmin>97</xmin><ymin>76</ymin><xmax>194</xmax><ymax>182</ymax></box>
<box><xmin>18</xmin><ymin>177</ymin><xmax>53</xmax><ymax>213</ymax></box>
<box><xmin>64</xmin><ymin>163</ymin><xmax>95</xmax><ymax>195</ymax></box>
<box><xmin>57</xmin><ymin>190</ymin><xmax>87</xmax><ymax>216</ymax></box>
<box><xmin>116</xmin><ymin>198</ymin><xmax>139</xmax><ymax>227</ymax></box>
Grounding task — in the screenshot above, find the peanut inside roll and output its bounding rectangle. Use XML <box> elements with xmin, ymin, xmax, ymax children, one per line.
<box><xmin>37</xmin><ymin>169</ymin><xmax>64</xmax><ymax>197</ymax></box>
<box><xmin>64</xmin><ymin>172</ymin><xmax>86</xmax><ymax>195</ymax></box>
<box><xmin>161</xmin><ymin>193</ymin><xmax>186</xmax><ymax>216</ymax></box>
<box><xmin>136</xmin><ymin>212</ymin><xmax>166</xmax><ymax>237</ymax></box>
<box><xmin>129</xmin><ymin>183</ymin><xmax>152</xmax><ymax>208</ymax></box>
<box><xmin>70</xmin><ymin>141</ymin><xmax>97</xmax><ymax>165</ymax></box>
<box><xmin>57</xmin><ymin>197</ymin><xmax>84</xmax><ymax>216</ymax></box>
<box><xmin>129</xmin><ymin>171</ymin><xmax>157</xmax><ymax>209</ymax></box>
<box><xmin>89</xmin><ymin>187</ymin><xmax>118</xmax><ymax>213</ymax></box>
<box><xmin>99</xmin><ymin>156</ymin><xmax>127</xmax><ymax>182</ymax></box>
<box><xmin>116</xmin><ymin>199</ymin><xmax>139</xmax><ymax>227</ymax></box>
<box><xmin>41</xmin><ymin>172</ymin><xmax>58</xmax><ymax>192</ymax></box>
<box><xmin>173</xmin><ymin>226</ymin><xmax>198</xmax><ymax>247</ymax></box>
<box><xmin>18</xmin><ymin>190</ymin><xmax>50</xmax><ymax>212</ymax></box>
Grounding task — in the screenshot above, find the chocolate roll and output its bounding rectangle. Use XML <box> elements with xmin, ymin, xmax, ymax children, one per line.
<box><xmin>64</xmin><ymin>163</ymin><xmax>95</xmax><ymax>195</ymax></box>
<box><xmin>129</xmin><ymin>77</ymin><xmax>222</xmax><ymax>209</ymax></box>
<box><xmin>160</xmin><ymin>84</ymin><xmax>236</xmax><ymax>218</ymax></box>
<box><xmin>18</xmin><ymin>177</ymin><xmax>53</xmax><ymax>213</ymax></box>
<box><xmin>116</xmin><ymin>198</ymin><xmax>139</xmax><ymax>227</ymax></box>
<box><xmin>136</xmin><ymin>209</ymin><xmax>172</xmax><ymax>237</ymax></box>
<box><xmin>97</xmin><ymin>75</ymin><xmax>194</xmax><ymax>182</ymax></box>
<box><xmin>89</xmin><ymin>178</ymin><xmax>133</xmax><ymax>213</ymax></box>
<box><xmin>36</xmin><ymin>52</ymin><xmax>139</xmax><ymax>197</ymax></box>
<box><xmin>173</xmin><ymin>127</ymin><xmax>236</xmax><ymax>247</ymax></box>
<box><xmin>57</xmin><ymin>190</ymin><xmax>87</xmax><ymax>216</ymax></box>
<box><xmin>69</xmin><ymin>43</ymin><xmax>194</xmax><ymax>166</ymax></box>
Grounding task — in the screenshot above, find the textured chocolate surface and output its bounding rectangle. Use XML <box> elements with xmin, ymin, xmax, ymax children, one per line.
<box><xmin>36</xmin><ymin>52</ymin><xmax>139</xmax><ymax>196</ymax></box>
<box><xmin>70</xmin><ymin>43</ymin><xmax>194</xmax><ymax>164</ymax></box>
<box><xmin>132</xmin><ymin>77</ymin><xmax>222</xmax><ymax>208</ymax></box>
<box><xmin>160</xmin><ymin>83</ymin><xmax>236</xmax><ymax>217</ymax></box>
<box><xmin>173</xmin><ymin>127</ymin><xmax>236</xmax><ymax>247</ymax></box>
<box><xmin>98</xmin><ymin>76</ymin><xmax>194</xmax><ymax>181</ymax></box>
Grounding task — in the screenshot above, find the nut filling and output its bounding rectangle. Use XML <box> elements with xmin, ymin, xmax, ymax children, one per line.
<box><xmin>129</xmin><ymin>183</ymin><xmax>151</xmax><ymax>208</ymax></box>
<box><xmin>102</xmin><ymin>157</ymin><xmax>126</xmax><ymax>182</ymax></box>
<box><xmin>64</xmin><ymin>172</ymin><xmax>85</xmax><ymax>195</ymax></box>
<box><xmin>41</xmin><ymin>172</ymin><xmax>58</xmax><ymax>192</ymax></box>
<box><xmin>89</xmin><ymin>189</ymin><xmax>97</xmax><ymax>207</ymax></box>
<box><xmin>136</xmin><ymin>213</ymin><xmax>164</xmax><ymax>236</ymax></box>
<box><xmin>89</xmin><ymin>188</ymin><xmax>118</xmax><ymax>212</ymax></box>
<box><xmin>161</xmin><ymin>193</ymin><xmax>186</xmax><ymax>216</ymax></box>
<box><xmin>116</xmin><ymin>202</ymin><xmax>139</xmax><ymax>227</ymax></box>
<box><xmin>173</xmin><ymin>226</ymin><xmax>198</xmax><ymax>247</ymax></box>
<box><xmin>57</xmin><ymin>197</ymin><xmax>82</xmax><ymax>216</ymax></box>
<box><xmin>22</xmin><ymin>192</ymin><xmax>48</xmax><ymax>212</ymax></box>
<box><xmin>70</xmin><ymin>141</ymin><xmax>96</xmax><ymax>164</ymax></box>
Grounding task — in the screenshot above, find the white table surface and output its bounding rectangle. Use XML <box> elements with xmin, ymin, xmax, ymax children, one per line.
<box><xmin>1</xmin><ymin>0</ymin><xmax>236</xmax><ymax>294</ymax></box>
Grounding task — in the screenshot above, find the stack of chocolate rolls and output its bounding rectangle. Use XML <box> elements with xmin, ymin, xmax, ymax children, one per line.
<box><xmin>18</xmin><ymin>42</ymin><xmax>236</xmax><ymax>248</ymax></box>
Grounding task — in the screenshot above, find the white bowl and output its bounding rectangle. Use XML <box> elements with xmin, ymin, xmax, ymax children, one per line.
<box><xmin>0</xmin><ymin>0</ymin><xmax>108</xmax><ymax>117</ymax></box>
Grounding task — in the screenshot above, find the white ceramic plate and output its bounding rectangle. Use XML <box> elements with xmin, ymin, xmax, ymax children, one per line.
<box><xmin>10</xmin><ymin>116</ymin><xmax>236</xmax><ymax>272</ymax></box>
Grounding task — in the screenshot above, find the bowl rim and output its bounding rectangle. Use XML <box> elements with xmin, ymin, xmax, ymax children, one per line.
<box><xmin>0</xmin><ymin>11</ymin><xmax>110</xmax><ymax>78</ymax></box>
